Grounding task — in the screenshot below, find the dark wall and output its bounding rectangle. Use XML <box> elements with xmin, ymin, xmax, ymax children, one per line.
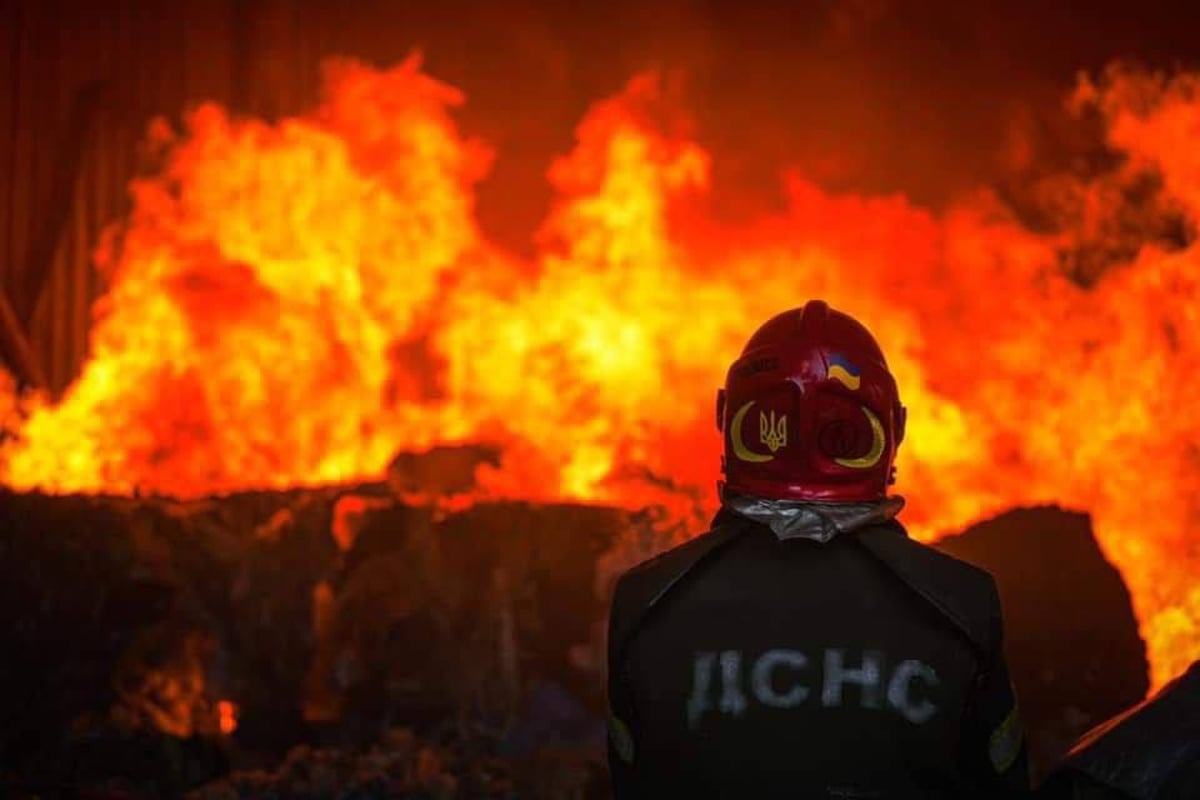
<box><xmin>0</xmin><ymin>0</ymin><xmax>240</xmax><ymax>391</ymax></box>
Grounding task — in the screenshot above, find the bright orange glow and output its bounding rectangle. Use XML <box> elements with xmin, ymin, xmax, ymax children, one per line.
<box><xmin>1</xmin><ymin>56</ymin><xmax>1198</xmax><ymax>689</ymax></box>
<box><xmin>217</xmin><ymin>700</ymin><xmax>238</xmax><ymax>736</ymax></box>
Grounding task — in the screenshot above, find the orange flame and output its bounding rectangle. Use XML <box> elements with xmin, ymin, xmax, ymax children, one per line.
<box><xmin>1</xmin><ymin>56</ymin><xmax>1198</xmax><ymax>689</ymax></box>
<box><xmin>217</xmin><ymin>699</ymin><xmax>238</xmax><ymax>736</ymax></box>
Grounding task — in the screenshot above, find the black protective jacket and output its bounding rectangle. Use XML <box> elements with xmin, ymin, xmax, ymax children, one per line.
<box><xmin>1039</xmin><ymin>661</ymin><xmax>1200</xmax><ymax>800</ymax></box>
<box><xmin>607</xmin><ymin>512</ymin><xmax>1029</xmax><ymax>798</ymax></box>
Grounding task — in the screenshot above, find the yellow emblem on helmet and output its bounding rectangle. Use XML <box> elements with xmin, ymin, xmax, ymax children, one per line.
<box><xmin>833</xmin><ymin>406</ymin><xmax>885</xmax><ymax>469</ymax></box>
<box><xmin>760</xmin><ymin>409</ymin><xmax>787</xmax><ymax>453</ymax></box>
<box><xmin>730</xmin><ymin>402</ymin><xmax>774</xmax><ymax>463</ymax></box>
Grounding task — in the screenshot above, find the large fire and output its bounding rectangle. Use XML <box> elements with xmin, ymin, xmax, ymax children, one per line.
<box><xmin>0</xmin><ymin>57</ymin><xmax>1197</xmax><ymax>689</ymax></box>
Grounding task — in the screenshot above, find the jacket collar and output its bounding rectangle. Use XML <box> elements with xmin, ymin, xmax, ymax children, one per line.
<box><xmin>722</xmin><ymin>491</ymin><xmax>905</xmax><ymax>543</ymax></box>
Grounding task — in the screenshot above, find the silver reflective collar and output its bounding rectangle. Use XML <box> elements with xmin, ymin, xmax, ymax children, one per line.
<box><xmin>723</xmin><ymin>493</ymin><xmax>905</xmax><ymax>543</ymax></box>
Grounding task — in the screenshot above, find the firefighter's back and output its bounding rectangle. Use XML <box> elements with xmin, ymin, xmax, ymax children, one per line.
<box><xmin>606</xmin><ymin>302</ymin><xmax>1027</xmax><ymax>798</ymax></box>
<box><xmin>621</xmin><ymin>522</ymin><xmax>985</xmax><ymax>798</ymax></box>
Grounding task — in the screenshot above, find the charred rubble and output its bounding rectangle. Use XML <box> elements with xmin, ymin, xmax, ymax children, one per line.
<box><xmin>937</xmin><ymin>506</ymin><xmax>1150</xmax><ymax>778</ymax></box>
<box><xmin>0</xmin><ymin>469</ymin><xmax>1150</xmax><ymax>797</ymax></box>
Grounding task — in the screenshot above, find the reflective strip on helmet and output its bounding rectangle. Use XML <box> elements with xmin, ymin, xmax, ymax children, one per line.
<box><xmin>608</xmin><ymin>708</ymin><xmax>635</xmax><ymax>765</ymax></box>
<box><xmin>989</xmin><ymin>703</ymin><xmax>1023</xmax><ymax>773</ymax></box>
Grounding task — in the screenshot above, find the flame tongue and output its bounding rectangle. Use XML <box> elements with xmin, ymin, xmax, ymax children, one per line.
<box><xmin>2</xmin><ymin>57</ymin><xmax>494</xmax><ymax>495</ymax></box>
<box><xmin>1</xmin><ymin>58</ymin><xmax>1198</xmax><ymax>689</ymax></box>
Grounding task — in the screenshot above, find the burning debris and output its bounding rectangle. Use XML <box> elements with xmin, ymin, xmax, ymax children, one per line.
<box><xmin>0</xmin><ymin>475</ymin><xmax>1157</xmax><ymax>798</ymax></box>
<box><xmin>0</xmin><ymin>476</ymin><xmax>673</xmax><ymax>797</ymax></box>
<box><xmin>191</xmin><ymin>728</ymin><xmax>609</xmax><ymax>800</ymax></box>
<box><xmin>386</xmin><ymin>444</ymin><xmax>504</xmax><ymax>505</ymax></box>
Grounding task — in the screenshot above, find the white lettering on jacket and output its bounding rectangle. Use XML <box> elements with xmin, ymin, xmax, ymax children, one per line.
<box><xmin>686</xmin><ymin>648</ymin><xmax>940</xmax><ymax>729</ymax></box>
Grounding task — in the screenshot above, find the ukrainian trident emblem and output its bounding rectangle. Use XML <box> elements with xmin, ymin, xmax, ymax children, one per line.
<box><xmin>760</xmin><ymin>410</ymin><xmax>787</xmax><ymax>453</ymax></box>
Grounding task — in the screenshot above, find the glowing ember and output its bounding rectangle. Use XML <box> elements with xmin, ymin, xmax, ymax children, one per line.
<box><xmin>217</xmin><ymin>700</ymin><xmax>238</xmax><ymax>736</ymax></box>
<box><xmin>1</xmin><ymin>56</ymin><xmax>1198</xmax><ymax>689</ymax></box>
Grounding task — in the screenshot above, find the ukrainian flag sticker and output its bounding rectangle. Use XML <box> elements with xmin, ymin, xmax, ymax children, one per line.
<box><xmin>827</xmin><ymin>354</ymin><xmax>862</xmax><ymax>391</ymax></box>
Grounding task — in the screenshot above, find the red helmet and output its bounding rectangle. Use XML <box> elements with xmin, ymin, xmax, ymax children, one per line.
<box><xmin>717</xmin><ymin>301</ymin><xmax>906</xmax><ymax>503</ymax></box>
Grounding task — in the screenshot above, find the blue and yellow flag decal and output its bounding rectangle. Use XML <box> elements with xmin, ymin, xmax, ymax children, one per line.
<box><xmin>827</xmin><ymin>354</ymin><xmax>862</xmax><ymax>390</ymax></box>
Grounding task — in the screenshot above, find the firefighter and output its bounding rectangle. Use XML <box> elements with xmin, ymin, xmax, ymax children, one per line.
<box><xmin>607</xmin><ymin>300</ymin><xmax>1029</xmax><ymax>798</ymax></box>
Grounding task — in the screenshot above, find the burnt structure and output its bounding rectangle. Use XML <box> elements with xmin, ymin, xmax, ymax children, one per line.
<box><xmin>0</xmin><ymin>483</ymin><xmax>646</xmax><ymax>796</ymax></box>
<box><xmin>936</xmin><ymin>506</ymin><xmax>1150</xmax><ymax>778</ymax></box>
<box><xmin>0</xmin><ymin>488</ymin><xmax>1150</xmax><ymax>796</ymax></box>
